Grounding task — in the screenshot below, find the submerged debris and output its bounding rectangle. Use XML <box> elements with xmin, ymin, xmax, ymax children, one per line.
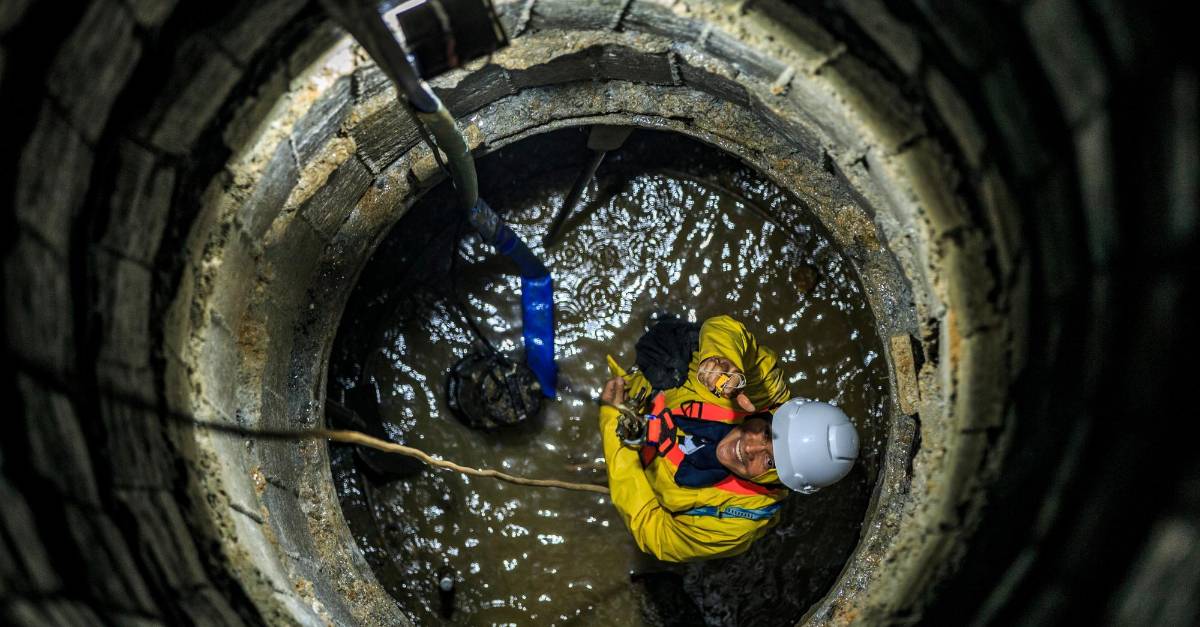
<box><xmin>446</xmin><ymin>347</ymin><xmax>543</xmax><ymax>429</ymax></box>
<box><xmin>630</xmin><ymin>571</ymin><xmax>705</xmax><ymax>626</ymax></box>
<box><xmin>436</xmin><ymin>567</ymin><xmax>457</xmax><ymax>619</ymax></box>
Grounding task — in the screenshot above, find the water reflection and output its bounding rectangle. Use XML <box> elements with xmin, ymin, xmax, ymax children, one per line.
<box><xmin>329</xmin><ymin>131</ymin><xmax>888</xmax><ymax>625</ymax></box>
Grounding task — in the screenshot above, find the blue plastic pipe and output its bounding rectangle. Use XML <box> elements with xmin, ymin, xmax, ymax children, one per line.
<box><xmin>469</xmin><ymin>200</ymin><xmax>557</xmax><ymax>397</ymax></box>
<box><xmin>328</xmin><ymin>5</ymin><xmax>557</xmax><ymax>400</ymax></box>
<box><xmin>520</xmin><ymin>275</ymin><xmax>556</xmax><ymax>398</ymax></box>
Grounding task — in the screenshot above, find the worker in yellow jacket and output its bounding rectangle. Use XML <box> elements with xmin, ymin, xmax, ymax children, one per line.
<box><xmin>599</xmin><ymin>315</ymin><xmax>859</xmax><ymax>562</ymax></box>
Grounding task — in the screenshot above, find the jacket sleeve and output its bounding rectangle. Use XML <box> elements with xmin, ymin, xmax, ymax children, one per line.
<box><xmin>598</xmin><ymin>380</ymin><xmax>768</xmax><ymax>562</ymax></box>
<box><xmin>696</xmin><ymin>315</ymin><xmax>789</xmax><ymax>409</ymax></box>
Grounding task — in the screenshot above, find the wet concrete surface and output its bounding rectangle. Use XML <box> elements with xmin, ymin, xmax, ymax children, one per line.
<box><xmin>328</xmin><ymin>129</ymin><xmax>889</xmax><ymax>625</ymax></box>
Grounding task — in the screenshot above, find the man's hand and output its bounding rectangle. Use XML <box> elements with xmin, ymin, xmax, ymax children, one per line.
<box><xmin>601</xmin><ymin>376</ymin><xmax>628</xmax><ymax>406</ymax></box>
<box><xmin>697</xmin><ymin>357</ymin><xmax>756</xmax><ymax>413</ymax></box>
<box><xmin>602</xmin><ymin>376</ymin><xmax>648</xmax><ymax>445</ymax></box>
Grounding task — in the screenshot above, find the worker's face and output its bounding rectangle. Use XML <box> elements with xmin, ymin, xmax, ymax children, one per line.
<box><xmin>715</xmin><ymin>416</ymin><xmax>774</xmax><ymax>480</ymax></box>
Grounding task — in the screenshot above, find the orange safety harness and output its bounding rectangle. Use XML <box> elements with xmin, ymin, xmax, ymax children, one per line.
<box><xmin>639</xmin><ymin>394</ymin><xmax>775</xmax><ymax>497</ymax></box>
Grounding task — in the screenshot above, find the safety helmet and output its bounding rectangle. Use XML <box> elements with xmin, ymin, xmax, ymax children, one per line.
<box><xmin>771</xmin><ymin>398</ymin><xmax>859</xmax><ymax>493</ymax></box>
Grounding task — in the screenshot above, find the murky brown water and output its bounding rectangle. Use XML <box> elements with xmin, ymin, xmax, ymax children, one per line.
<box><xmin>328</xmin><ymin>130</ymin><xmax>889</xmax><ymax>626</ymax></box>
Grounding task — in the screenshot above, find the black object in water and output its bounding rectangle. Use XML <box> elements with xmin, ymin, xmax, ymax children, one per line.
<box><xmin>630</xmin><ymin>571</ymin><xmax>705</xmax><ymax>627</ymax></box>
<box><xmin>446</xmin><ymin>346</ymin><xmax>543</xmax><ymax>429</ymax></box>
<box><xmin>436</xmin><ymin>567</ymin><xmax>457</xmax><ymax>619</ymax></box>
<box><xmin>635</xmin><ymin>314</ymin><xmax>701</xmax><ymax>391</ymax></box>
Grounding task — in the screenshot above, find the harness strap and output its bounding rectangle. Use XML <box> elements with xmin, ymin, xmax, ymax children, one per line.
<box><xmin>677</xmin><ymin>502</ymin><xmax>783</xmax><ymax>521</ymax></box>
<box><xmin>677</xmin><ymin>400</ymin><xmax>747</xmax><ymax>423</ymax></box>
<box><xmin>640</xmin><ymin>409</ymin><xmax>677</xmax><ymax>466</ymax></box>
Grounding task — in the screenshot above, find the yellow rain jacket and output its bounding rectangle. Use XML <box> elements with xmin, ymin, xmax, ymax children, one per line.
<box><xmin>599</xmin><ymin>316</ymin><xmax>791</xmax><ymax>562</ymax></box>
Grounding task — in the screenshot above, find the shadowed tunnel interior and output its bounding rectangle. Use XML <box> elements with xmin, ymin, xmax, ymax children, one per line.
<box><xmin>2</xmin><ymin>0</ymin><xmax>1196</xmax><ymax>625</ymax></box>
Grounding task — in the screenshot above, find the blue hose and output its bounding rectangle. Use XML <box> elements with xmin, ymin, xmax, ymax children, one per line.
<box><xmin>520</xmin><ymin>275</ymin><xmax>556</xmax><ymax>397</ymax></box>
<box><xmin>493</xmin><ymin>223</ymin><xmax>550</xmax><ymax>279</ymax></box>
<box><xmin>469</xmin><ymin>200</ymin><xmax>557</xmax><ymax>397</ymax></box>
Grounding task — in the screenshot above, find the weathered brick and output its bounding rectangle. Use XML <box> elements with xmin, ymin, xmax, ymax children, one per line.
<box><xmin>1165</xmin><ymin>73</ymin><xmax>1198</xmax><ymax>251</ymax></box>
<box><xmin>102</xmin><ymin>140</ymin><xmax>175</xmax><ymax>264</ymax></box>
<box><xmin>16</xmin><ymin>374</ymin><xmax>101</xmax><ymax>506</ymax></box>
<box><xmin>298</xmin><ymin>156</ymin><xmax>373</xmax><ymax>240</ymax></box>
<box><xmin>623</xmin><ymin>1</ymin><xmax>704</xmax><ymax>42</ymax></box>
<box><xmin>0</xmin><ymin>478</ymin><xmax>61</xmax><ymax>593</ymax></box>
<box><xmin>238</xmin><ymin>138</ymin><xmax>299</xmax><ymax>240</ymax></box>
<box><xmin>38</xmin><ymin>600</ymin><xmax>106</xmax><ymax>627</ymax></box>
<box><xmin>1024</xmin><ymin>0</ymin><xmax>1108</xmax><ymax>126</ymax></box>
<box><xmin>704</xmin><ymin>28</ymin><xmax>788</xmax><ymax>84</ymax></box>
<box><xmin>310</xmin><ymin>219</ymin><xmax>379</xmax><ymax>319</ymax></box>
<box><xmin>62</xmin><ymin>504</ymin><xmax>156</xmax><ymax>613</ymax></box>
<box><xmin>179</xmin><ymin>586</ymin><xmax>244</xmax><ymax>626</ymax></box>
<box><xmin>4</xmin><ymin>234</ymin><xmax>75</xmax><ymax>376</ymax></box>
<box><xmin>124</xmin><ymin>0</ymin><xmax>178</xmax><ymax>28</ymax></box>
<box><xmin>596</xmin><ymin>46</ymin><xmax>673</xmax><ymax>86</ymax></box>
<box><xmin>0</xmin><ymin>0</ymin><xmax>32</xmax><ymax>33</ymax></box>
<box><xmin>508</xmin><ymin>47</ymin><xmax>597</xmax><ymax>89</ymax></box>
<box><xmin>492</xmin><ymin>0</ymin><xmax>527</xmax><ymax>38</ymax></box>
<box><xmin>192</xmin><ymin>317</ymin><xmax>240</xmax><ymax>423</ymax></box>
<box><xmin>0</xmin><ymin>534</ymin><xmax>13</xmax><ymax>593</ymax></box>
<box><xmin>351</xmin><ymin>65</ymin><xmax>391</xmax><ymax>104</ymax></box>
<box><xmin>744</xmin><ymin>1</ymin><xmax>843</xmax><ymax>76</ymax></box>
<box><xmin>1007</xmin><ymin>256</ymin><xmax>1031</xmax><ymax>378</ymax></box>
<box><xmin>1031</xmin><ymin>167</ymin><xmax>1085</xmax><ymax>299</ymax></box>
<box><xmin>92</xmin><ymin>249</ymin><xmax>153</xmax><ymax>369</ymax></box>
<box><xmin>820</xmin><ymin>54</ymin><xmax>926</xmax><ymax>154</ymax></box>
<box><xmin>114</xmin><ymin>489</ymin><xmax>209</xmax><ymax>593</ymax></box>
<box><xmin>843</xmin><ymin>0</ymin><xmax>921</xmax><ymax>75</ymax></box>
<box><xmin>215</xmin><ymin>0</ymin><xmax>306</xmax><ymax>66</ymax></box>
<box><xmin>349</xmin><ymin>100</ymin><xmax>423</xmax><ymax>174</ymax></box>
<box><xmin>527</xmin><ymin>0</ymin><xmax>625</xmax><ymax>30</ymax></box>
<box><xmin>261</xmin><ymin>212</ymin><xmax>326</xmax><ymax>298</ymax></box>
<box><xmin>15</xmin><ymin>106</ymin><xmax>93</xmax><ymax>255</ymax></box>
<box><xmin>1</xmin><ymin>599</ymin><xmax>50</xmax><ymax>627</ymax></box>
<box><xmin>1074</xmin><ymin>112</ymin><xmax>1116</xmax><ymax>267</ymax></box>
<box><xmin>205</xmin><ymin>232</ymin><xmax>258</xmax><ymax>341</ymax></box>
<box><xmin>438</xmin><ymin>63</ymin><xmax>514</xmax><ymax>117</ymax></box>
<box><xmin>97</xmin><ymin>397</ymin><xmax>176</xmax><ymax>489</ymax></box>
<box><xmin>889</xmin><ymin>335</ymin><xmax>921</xmax><ymax>414</ymax></box>
<box><xmin>284</xmin><ymin>364</ymin><xmax>322</xmax><ymax>431</ymax></box>
<box><xmin>103</xmin><ymin>612</ymin><xmax>163</xmax><ymax>627</ymax></box>
<box><xmin>96</xmin><ymin>361</ymin><xmax>157</xmax><ymax>405</ymax></box>
<box><xmin>874</xmin><ymin>138</ymin><xmax>967</xmax><ymax>239</ymax></box>
<box><xmin>925</xmin><ymin>67</ymin><xmax>986</xmax><ymax>169</ymax></box>
<box><xmin>292</xmin><ymin>75</ymin><xmax>352</xmax><ymax>166</ymax></box>
<box><xmin>140</xmin><ymin>39</ymin><xmax>242</xmax><ymax>154</ymax></box>
<box><xmin>286</xmin><ymin>20</ymin><xmax>343</xmax><ymax>80</ymax></box>
<box><xmin>678</xmin><ymin>58</ymin><xmax>750</xmax><ymax>109</ymax></box>
<box><xmin>978</xmin><ymin>165</ymin><xmax>1022</xmax><ymax>282</ymax></box>
<box><xmin>913</xmin><ymin>0</ymin><xmax>1001</xmax><ymax>70</ymax></box>
<box><xmin>223</xmin><ymin>65</ymin><xmax>289</xmax><ymax>154</ymax></box>
<box><xmin>1124</xmin><ymin>277</ymin><xmax>1182</xmax><ymax>406</ymax></box>
<box><xmin>1092</xmin><ymin>0</ymin><xmax>1136</xmax><ymax>70</ymax></box>
<box><xmin>982</xmin><ymin>61</ymin><xmax>1049</xmax><ymax>179</ymax></box>
<box><xmin>46</xmin><ymin>0</ymin><xmax>141</xmax><ymax>142</ymax></box>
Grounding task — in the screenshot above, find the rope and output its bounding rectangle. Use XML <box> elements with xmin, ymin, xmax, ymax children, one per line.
<box><xmin>317</xmin><ymin>428</ymin><xmax>610</xmax><ymax>495</ymax></box>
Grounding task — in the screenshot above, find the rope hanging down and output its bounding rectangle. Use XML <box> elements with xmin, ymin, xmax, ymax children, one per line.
<box><xmin>318</xmin><ymin>429</ymin><xmax>610</xmax><ymax>495</ymax></box>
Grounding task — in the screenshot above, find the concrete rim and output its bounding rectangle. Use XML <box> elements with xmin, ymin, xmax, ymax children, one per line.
<box><xmin>162</xmin><ymin>1</ymin><xmax>1017</xmax><ymax>624</ymax></box>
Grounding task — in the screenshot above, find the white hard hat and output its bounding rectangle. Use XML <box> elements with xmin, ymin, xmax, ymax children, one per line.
<box><xmin>771</xmin><ymin>398</ymin><xmax>859</xmax><ymax>493</ymax></box>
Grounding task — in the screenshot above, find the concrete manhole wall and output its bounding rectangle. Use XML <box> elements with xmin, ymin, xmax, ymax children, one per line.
<box><xmin>6</xmin><ymin>0</ymin><xmax>1180</xmax><ymax>625</ymax></box>
<box><xmin>163</xmin><ymin>1</ymin><xmax>1010</xmax><ymax>622</ymax></box>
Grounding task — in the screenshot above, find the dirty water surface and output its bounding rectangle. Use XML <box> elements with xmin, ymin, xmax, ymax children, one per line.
<box><xmin>327</xmin><ymin>130</ymin><xmax>889</xmax><ymax>626</ymax></box>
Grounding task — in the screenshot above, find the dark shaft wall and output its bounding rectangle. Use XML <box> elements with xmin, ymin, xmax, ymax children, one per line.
<box><xmin>1</xmin><ymin>0</ymin><xmax>1196</xmax><ymax>625</ymax></box>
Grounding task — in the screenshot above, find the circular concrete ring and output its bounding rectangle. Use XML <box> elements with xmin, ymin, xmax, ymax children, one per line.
<box><xmin>162</xmin><ymin>1</ymin><xmax>1019</xmax><ymax>624</ymax></box>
